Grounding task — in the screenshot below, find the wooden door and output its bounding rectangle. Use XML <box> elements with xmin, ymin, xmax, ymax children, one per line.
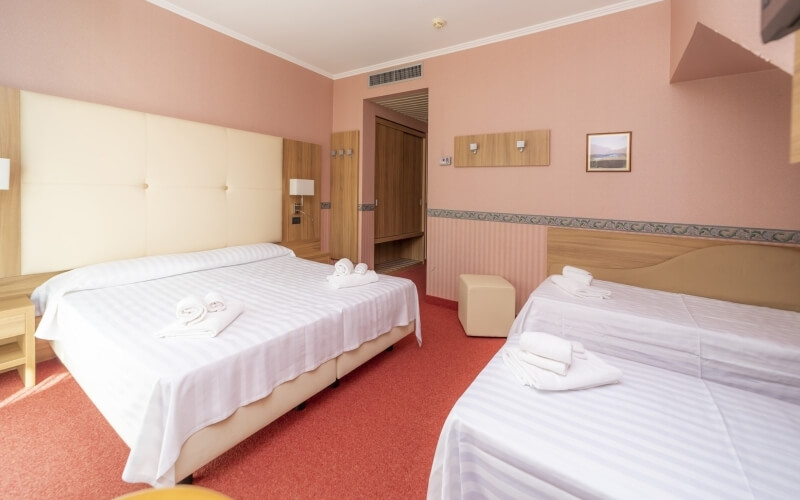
<box><xmin>330</xmin><ymin>130</ymin><xmax>359</xmax><ymax>261</ymax></box>
<box><xmin>375</xmin><ymin>121</ymin><xmax>403</xmax><ymax>239</ymax></box>
<box><xmin>401</xmin><ymin>132</ymin><xmax>423</xmax><ymax>235</ymax></box>
<box><xmin>374</xmin><ymin>118</ymin><xmax>424</xmax><ymax>241</ymax></box>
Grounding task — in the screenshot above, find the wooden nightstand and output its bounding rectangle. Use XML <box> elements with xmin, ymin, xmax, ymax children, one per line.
<box><xmin>280</xmin><ymin>240</ymin><xmax>331</xmax><ymax>264</ymax></box>
<box><xmin>0</xmin><ymin>295</ymin><xmax>35</xmax><ymax>388</ymax></box>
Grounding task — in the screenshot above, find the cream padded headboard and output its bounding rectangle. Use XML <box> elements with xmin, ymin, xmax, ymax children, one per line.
<box><xmin>20</xmin><ymin>91</ymin><xmax>283</xmax><ymax>274</ymax></box>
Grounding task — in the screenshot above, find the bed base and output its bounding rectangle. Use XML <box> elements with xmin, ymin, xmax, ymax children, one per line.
<box><xmin>172</xmin><ymin>321</ymin><xmax>416</xmax><ymax>483</ymax></box>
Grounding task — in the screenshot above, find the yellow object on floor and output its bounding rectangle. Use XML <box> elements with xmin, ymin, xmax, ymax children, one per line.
<box><xmin>458</xmin><ymin>274</ymin><xmax>515</xmax><ymax>337</ymax></box>
<box><xmin>114</xmin><ymin>485</ymin><xmax>233</xmax><ymax>499</ymax></box>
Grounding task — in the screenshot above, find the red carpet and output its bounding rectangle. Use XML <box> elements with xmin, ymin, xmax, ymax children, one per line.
<box><xmin>0</xmin><ymin>265</ymin><xmax>504</xmax><ymax>499</ymax></box>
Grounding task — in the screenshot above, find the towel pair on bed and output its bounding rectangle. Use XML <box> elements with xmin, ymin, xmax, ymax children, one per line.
<box><xmin>174</xmin><ymin>291</ymin><xmax>227</xmax><ymax>325</ymax></box>
<box><xmin>503</xmin><ymin>331</ymin><xmax>622</xmax><ymax>391</ymax></box>
<box><xmin>327</xmin><ymin>258</ymin><xmax>379</xmax><ymax>289</ymax></box>
<box><xmin>551</xmin><ymin>265</ymin><xmax>612</xmax><ymax>299</ymax></box>
<box><xmin>157</xmin><ymin>291</ymin><xmax>243</xmax><ymax>339</ymax></box>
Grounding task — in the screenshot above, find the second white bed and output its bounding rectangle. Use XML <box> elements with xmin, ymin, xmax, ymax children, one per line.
<box><xmin>428</xmin><ymin>277</ymin><xmax>800</xmax><ymax>499</ymax></box>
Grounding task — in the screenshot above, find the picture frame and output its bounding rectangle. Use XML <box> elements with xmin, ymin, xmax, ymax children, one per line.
<box><xmin>586</xmin><ymin>132</ymin><xmax>631</xmax><ymax>172</ymax></box>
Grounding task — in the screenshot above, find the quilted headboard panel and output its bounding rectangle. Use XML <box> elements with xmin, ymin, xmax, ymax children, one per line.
<box><xmin>20</xmin><ymin>91</ymin><xmax>282</xmax><ymax>274</ymax></box>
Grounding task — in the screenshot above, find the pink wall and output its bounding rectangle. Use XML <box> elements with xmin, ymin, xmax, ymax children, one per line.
<box><xmin>671</xmin><ymin>0</ymin><xmax>795</xmax><ymax>75</ymax></box>
<box><xmin>332</xmin><ymin>1</ymin><xmax>800</xmax><ymax>305</ymax></box>
<box><xmin>0</xmin><ymin>0</ymin><xmax>333</xmax><ymax>240</ymax></box>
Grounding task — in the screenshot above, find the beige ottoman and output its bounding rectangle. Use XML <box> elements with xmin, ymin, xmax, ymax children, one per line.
<box><xmin>458</xmin><ymin>274</ymin><xmax>515</xmax><ymax>337</ymax></box>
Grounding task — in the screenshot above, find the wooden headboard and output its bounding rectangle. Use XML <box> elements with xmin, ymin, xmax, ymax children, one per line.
<box><xmin>547</xmin><ymin>227</ymin><xmax>800</xmax><ymax>312</ymax></box>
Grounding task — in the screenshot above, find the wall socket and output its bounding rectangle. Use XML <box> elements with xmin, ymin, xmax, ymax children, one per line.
<box><xmin>291</xmin><ymin>216</ymin><xmax>301</xmax><ymax>224</ymax></box>
<box><xmin>439</xmin><ymin>156</ymin><xmax>452</xmax><ymax>166</ymax></box>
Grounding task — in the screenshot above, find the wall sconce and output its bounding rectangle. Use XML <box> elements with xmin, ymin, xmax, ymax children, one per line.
<box><xmin>0</xmin><ymin>158</ymin><xmax>10</xmax><ymax>191</ymax></box>
<box><xmin>289</xmin><ymin>178</ymin><xmax>314</xmax><ymax>215</ymax></box>
<box><xmin>346</xmin><ymin>148</ymin><xmax>353</xmax><ymax>156</ymax></box>
<box><xmin>516</xmin><ymin>140</ymin><xmax>526</xmax><ymax>153</ymax></box>
<box><xmin>330</xmin><ymin>150</ymin><xmax>336</xmax><ymax>157</ymax></box>
<box><xmin>469</xmin><ymin>143</ymin><xmax>479</xmax><ymax>155</ymax></box>
<box><xmin>337</xmin><ymin>149</ymin><xmax>344</xmax><ymax>157</ymax></box>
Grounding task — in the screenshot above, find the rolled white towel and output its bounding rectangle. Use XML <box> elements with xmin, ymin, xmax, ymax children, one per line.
<box><xmin>205</xmin><ymin>291</ymin><xmax>227</xmax><ymax>312</ymax></box>
<box><xmin>328</xmin><ymin>270</ymin><xmax>379</xmax><ymax>289</ymax></box>
<box><xmin>176</xmin><ymin>295</ymin><xmax>206</xmax><ymax>325</ymax></box>
<box><xmin>353</xmin><ymin>262</ymin><xmax>369</xmax><ymax>275</ymax></box>
<box><xmin>516</xmin><ymin>349</ymin><xmax>568</xmax><ymax>376</ymax></box>
<box><xmin>562</xmin><ymin>265</ymin><xmax>593</xmax><ymax>286</ymax></box>
<box><xmin>503</xmin><ymin>347</ymin><xmax>622</xmax><ymax>391</ymax></box>
<box><xmin>550</xmin><ymin>275</ymin><xmax>611</xmax><ymax>299</ymax></box>
<box><xmin>334</xmin><ymin>258</ymin><xmax>355</xmax><ymax>276</ymax></box>
<box><xmin>157</xmin><ymin>300</ymin><xmax>244</xmax><ymax>339</ymax></box>
<box><xmin>519</xmin><ymin>331</ymin><xmax>573</xmax><ymax>365</ymax></box>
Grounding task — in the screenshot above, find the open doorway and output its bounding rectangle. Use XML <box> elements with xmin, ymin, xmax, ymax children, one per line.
<box><xmin>370</xmin><ymin>90</ymin><xmax>428</xmax><ymax>273</ymax></box>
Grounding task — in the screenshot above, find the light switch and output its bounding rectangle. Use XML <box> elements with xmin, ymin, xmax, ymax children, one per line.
<box><xmin>439</xmin><ymin>156</ymin><xmax>452</xmax><ymax>166</ymax></box>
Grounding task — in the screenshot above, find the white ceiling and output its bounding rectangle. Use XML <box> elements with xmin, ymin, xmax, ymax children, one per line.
<box><xmin>147</xmin><ymin>0</ymin><xmax>662</xmax><ymax>79</ymax></box>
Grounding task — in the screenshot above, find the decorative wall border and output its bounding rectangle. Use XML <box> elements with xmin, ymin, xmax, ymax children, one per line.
<box><xmin>427</xmin><ymin>208</ymin><xmax>800</xmax><ymax>245</ymax></box>
<box><xmin>358</xmin><ymin>204</ymin><xmax>376</xmax><ymax>211</ymax></box>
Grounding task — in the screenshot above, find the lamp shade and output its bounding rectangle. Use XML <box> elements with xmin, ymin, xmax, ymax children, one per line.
<box><xmin>289</xmin><ymin>178</ymin><xmax>314</xmax><ymax>196</ymax></box>
<box><xmin>0</xmin><ymin>158</ymin><xmax>10</xmax><ymax>190</ymax></box>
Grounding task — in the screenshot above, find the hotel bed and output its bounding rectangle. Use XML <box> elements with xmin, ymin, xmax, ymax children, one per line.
<box><xmin>0</xmin><ymin>88</ymin><xmax>422</xmax><ymax>488</ymax></box>
<box><xmin>32</xmin><ymin>243</ymin><xmax>420</xmax><ymax>487</ymax></box>
<box><xmin>427</xmin><ymin>228</ymin><xmax>800</xmax><ymax>499</ymax></box>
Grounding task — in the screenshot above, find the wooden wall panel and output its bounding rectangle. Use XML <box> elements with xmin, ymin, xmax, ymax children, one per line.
<box><xmin>282</xmin><ymin>139</ymin><xmax>321</xmax><ymax>243</ymax></box>
<box><xmin>0</xmin><ymin>86</ymin><xmax>21</xmax><ymax>279</ymax></box>
<box><xmin>546</xmin><ymin>227</ymin><xmax>723</xmax><ymax>276</ymax></box>
<box><xmin>330</xmin><ymin>130</ymin><xmax>359</xmax><ymax>261</ymax></box>
<box><xmin>546</xmin><ymin>227</ymin><xmax>800</xmax><ymax>312</ymax></box>
<box><xmin>454</xmin><ymin>129</ymin><xmax>549</xmax><ymax>167</ymax></box>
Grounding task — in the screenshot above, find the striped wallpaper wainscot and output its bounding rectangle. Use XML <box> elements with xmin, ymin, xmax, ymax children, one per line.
<box><xmin>426</xmin><ymin>217</ymin><xmax>547</xmax><ymax>313</ymax></box>
<box><xmin>426</xmin><ymin>208</ymin><xmax>800</xmax><ymax>312</ymax></box>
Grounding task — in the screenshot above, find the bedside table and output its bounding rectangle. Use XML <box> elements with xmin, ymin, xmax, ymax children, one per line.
<box><xmin>280</xmin><ymin>240</ymin><xmax>331</xmax><ymax>264</ymax></box>
<box><xmin>0</xmin><ymin>295</ymin><xmax>35</xmax><ymax>388</ymax></box>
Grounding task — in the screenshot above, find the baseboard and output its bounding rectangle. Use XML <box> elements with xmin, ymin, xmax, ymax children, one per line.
<box><xmin>424</xmin><ymin>294</ymin><xmax>458</xmax><ymax>310</ymax></box>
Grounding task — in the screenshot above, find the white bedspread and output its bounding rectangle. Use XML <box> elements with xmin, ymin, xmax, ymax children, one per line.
<box><xmin>428</xmin><ymin>340</ymin><xmax>800</xmax><ymax>499</ymax></box>
<box><xmin>32</xmin><ymin>244</ymin><xmax>420</xmax><ymax>487</ymax></box>
<box><xmin>428</xmin><ymin>279</ymin><xmax>800</xmax><ymax>499</ymax></box>
<box><xmin>514</xmin><ymin>278</ymin><xmax>800</xmax><ymax>403</ymax></box>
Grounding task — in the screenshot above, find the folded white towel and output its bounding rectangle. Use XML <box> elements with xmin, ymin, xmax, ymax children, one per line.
<box><xmin>562</xmin><ymin>265</ymin><xmax>593</xmax><ymax>286</ymax></box>
<box><xmin>503</xmin><ymin>347</ymin><xmax>622</xmax><ymax>391</ymax></box>
<box><xmin>157</xmin><ymin>300</ymin><xmax>244</xmax><ymax>339</ymax></box>
<box><xmin>563</xmin><ymin>265</ymin><xmax>591</xmax><ymax>277</ymax></box>
<box><xmin>572</xmin><ymin>341</ymin><xmax>587</xmax><ymax>359</ymax></box>
<box><xmin>328</xmin><ymin>270</ymin><xmax>379</xmax><ymax>289</ymax></box>
<box><xmin>334</xmin><ymin>258</ymin><xmax>355</xmax><ymax>276</ymax></box>
<box><xmin>519</xmin><ymin>331</ymin><xmax>573</xmax><ymax>365</ymax></box>
<box><xmin>515</xmin><ymin>349</ymin><xmax>568</xmax><ymax>376</ymax></box>
<box><xmin>205</xmin><ymin>291</ymin><xmax>227</xmax><ymax>312</ymax></box>
<box><xmin>353</xmin><ymin>263</ymin><xmax>368</xmax><ymax>275</ymax></box>
<box><xmin>175</xmin><ymin>295</ymin><xmax>206</xmax><ymax>325</ymax></box>
<box><xmin>550</xmin><ymin>275</ymin><xmax>612</xmax><ymax>299</ymax></box>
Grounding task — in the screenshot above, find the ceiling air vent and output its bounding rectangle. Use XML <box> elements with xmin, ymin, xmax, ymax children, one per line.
<box><xmin>368</xmin><ymin>64</ymin><xmax>423</xmax><ymax>88</ymax></box>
